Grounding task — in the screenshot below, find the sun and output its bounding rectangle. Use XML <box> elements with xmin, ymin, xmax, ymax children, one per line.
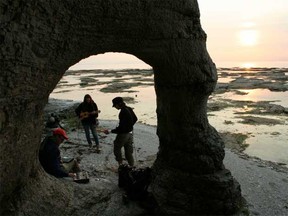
<box><xmin>238</xmin><ymin>29</ymin><xmax>259</xmax><ymax>46</ymax></box>
<box><xmin>242</xmin><ymin>63</ymin><xmax>255</xmax><ymax>69</ymax></box>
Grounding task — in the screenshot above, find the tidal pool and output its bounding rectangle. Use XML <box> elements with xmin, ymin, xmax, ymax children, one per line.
<box><xmin>50</xmin><ymin>68</ymin><xmax>288</xmax><ymax>166</ymax></box>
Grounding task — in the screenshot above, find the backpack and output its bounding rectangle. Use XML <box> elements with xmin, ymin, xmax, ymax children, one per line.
<box><xmin>118</xmin><ymin>164</ymin><xmax>152</xmax><ymax>201</ymax></box>
<box><xmin>127</xmin><ymin>107</ymin><xmax>138</xmax><ymax>125</ymax></box>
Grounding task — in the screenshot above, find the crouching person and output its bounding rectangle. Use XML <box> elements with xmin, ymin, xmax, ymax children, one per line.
<box><xmin>39</xmin><ymin>128</ymin><xmax>80</xmax><ymax>178</ymax></box>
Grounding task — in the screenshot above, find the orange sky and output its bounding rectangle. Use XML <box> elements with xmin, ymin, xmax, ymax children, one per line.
<box><xmin>70</xmin><ymin>0</ymin><xmax>288</xmax><ymax>70</ymax></box>
<box><xmin>198</xmin><ymin>0</ymin><xmax>288</xmax><ymax>67</ymax></box>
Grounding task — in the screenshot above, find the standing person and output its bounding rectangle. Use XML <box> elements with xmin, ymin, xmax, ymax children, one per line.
<box><xmin>39</xmin><ymin>128</ymin><xmax>80</xmax><ymax>178</ymax></box>
<box><xmin>75</xmin><ymin>94</ymin><xmax>101</xmax><ymax>150</ymax></box>
<box><xmin>109</xmin><ymin>97</ymin><xmax>138</xmax><ymax>166</ymax></box>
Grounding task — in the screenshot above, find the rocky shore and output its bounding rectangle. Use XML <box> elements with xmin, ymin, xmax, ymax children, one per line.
<box><xmin>42</xmin><ymin>100</ymin><xmax>288</xmax><ymax>216</ymax></box>
<box><xmin>51</xmin><ymin>67</ymin><xmax>288</xmax><ymax>165</ymax></box>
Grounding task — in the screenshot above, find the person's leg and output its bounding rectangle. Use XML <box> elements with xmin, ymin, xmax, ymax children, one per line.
<box><xmin>114</xmin><ymin>134</ymin><xmax>125</xmax><ymax>165</ymax></box>
<box><xmin>89</xmin><ymin>124</ymin><xmax>99</xmax><ymax>147</ymax></box>
<box><xmin>82</xmin><ymin>123</ymin><xmax>92</xmax><ymax>147</ymax></box>
<box><xmin>124</xmin><ymin>133</ymin><xmax>134</xmax><ymax>166</ymax></box>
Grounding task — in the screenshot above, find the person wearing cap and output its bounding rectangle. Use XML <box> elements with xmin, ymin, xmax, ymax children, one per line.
<box><xmin>109</xmin><ymin>97</ymin><xmax>138</xmax><ymax>166</ymax></box>
<box><xmin>39</xmin><ymin>128</ymin><xmax>80</xmax><ymax>178</ymax></box>
<box><xmin>75</xmin><ymin>94</ymin><xmax>101</xmax><ymax>150</ymax></box>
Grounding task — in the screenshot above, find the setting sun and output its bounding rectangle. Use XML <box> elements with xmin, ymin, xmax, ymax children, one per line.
<box><xmin>238</xmin><ymin>29</ymin><xmax>259</xmax><ymax>46</ymax></box>
<box><xmin>242</xmin><ymin>62</ymin><xmax>255</xmax><ymax>68</ymax></box>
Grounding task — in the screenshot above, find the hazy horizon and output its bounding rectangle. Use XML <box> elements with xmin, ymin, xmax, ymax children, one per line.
<box><xmin>69</xmin><ymin>0</ymin><xmax>288</xmax><ymax>70</ymax></box>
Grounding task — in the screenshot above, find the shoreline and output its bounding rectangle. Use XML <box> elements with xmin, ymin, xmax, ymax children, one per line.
<box><xmin>43</xmin><ymin>99</ymin><xmax>288</xmax><ymax>215</ymax></box>
<box><xmin>45</xmin><ymin>66</ymin><xmax>288</xmax><ymax>167</ymax></box>
<box><xmin>44</xmin><ymin>97</ymin><xmax>288</xmax><ymax>172</ymax></box>
<box><xmin>59</xmin><ymin>119</ymin><xmax>288</xmax><ymax>216</ymax></box>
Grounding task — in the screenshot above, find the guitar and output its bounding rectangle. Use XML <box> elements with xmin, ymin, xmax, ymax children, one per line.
<box><xmin>79</xmin><ymin>110</ymin><xmax>101</xmax><ymax>120</ymax></box>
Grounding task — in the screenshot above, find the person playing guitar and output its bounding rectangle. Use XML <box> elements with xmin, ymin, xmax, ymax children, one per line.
<box><xmin>80</xmin><ymin>110</ymin><xmax>101</xmax><ymax>121</ymax></box>
<box><xmin>75</xmin><ymin>94</ymin><xmax>101</xmax><ymax>151</ymax></box>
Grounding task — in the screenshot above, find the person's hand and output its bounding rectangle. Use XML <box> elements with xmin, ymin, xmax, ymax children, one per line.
<box><xmin>68</xmin><ymin>173</ymin><xmax>76</xmax><ymax>178</ymax></box>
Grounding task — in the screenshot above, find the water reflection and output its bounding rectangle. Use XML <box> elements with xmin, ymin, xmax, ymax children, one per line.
<box><xmin>50</xmin><ymin>68</ymin><xmax>288</xmax><ymax>165</ymax></box>
<box><xmin>220</xmin><ymin>89</ymin><xmax>288</xmax><ymax>107</ymax></box>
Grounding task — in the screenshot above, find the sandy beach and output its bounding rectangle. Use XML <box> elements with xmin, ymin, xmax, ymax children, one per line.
<box><xmin>43</xmin><ymin>97</ymin><xmax>288</xmax><ymax>216</ymax></box>
<box><xmin>49</xmin><ymin>67</ymin><xmax>288</xmax><ymax>166</ymax></box>
<box><xmin>45</xmin><ymin>118</ymin><xmax>288</xmax><ymax>215</ymax></box>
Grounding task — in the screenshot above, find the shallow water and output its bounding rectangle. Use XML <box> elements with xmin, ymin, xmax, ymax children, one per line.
<box><xmin>220</xmin><ymin>89</ymin><xmax>288</xmax><ymax>107</ymax></box>
<box><xmin>50</xmin><ymin>68</ymin><xmax>288</xmax><ymax>165</ymax></box>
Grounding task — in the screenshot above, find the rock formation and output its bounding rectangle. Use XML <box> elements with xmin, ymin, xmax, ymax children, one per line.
<box><xmin>0</xmin><ymin>0</ymin><xmax>244</xmax><ymax>215</ymax></box>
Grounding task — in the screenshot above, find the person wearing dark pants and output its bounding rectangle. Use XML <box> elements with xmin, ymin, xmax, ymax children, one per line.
<box><xmin>75</xmin><ymin>94</ymin><xmax>100</xmax><ymax>150</ymax></box>
<box><xmin>114</xmin><ymin>133</ymin><xmax>134</xmax><ymax>166</ymax></box>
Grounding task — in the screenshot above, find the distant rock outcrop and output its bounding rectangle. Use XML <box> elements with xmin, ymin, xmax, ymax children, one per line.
<box><xmin>0</xmin><ymin>0</ymin><xmax>244</xmax><ymax>215</ymax></box>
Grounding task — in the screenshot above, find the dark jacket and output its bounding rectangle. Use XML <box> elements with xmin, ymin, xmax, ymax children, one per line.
<box><xmin>111</xmin><ymin>106</ymin><xmax>137</xmax><ymax>134</ymax></box>
<box><xmin>75</xmin><ymin>101</ymin><xmax>98</xmax><ymax>125</ymax></box>
<box><xmin>39</xmin><ymin>136</ymin><xmax>68</xmax><ymax>178</ymax></box>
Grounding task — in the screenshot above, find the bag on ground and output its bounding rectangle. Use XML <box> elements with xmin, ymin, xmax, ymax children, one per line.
<box><xmin>118</xmin><ymin>164</ymin><xmax>152</xmax><ymax>201</ymax></box>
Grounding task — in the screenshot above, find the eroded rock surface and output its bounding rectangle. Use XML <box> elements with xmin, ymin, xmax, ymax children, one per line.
<box><xmin>0</xmin><ymin>0</ymin><xmax>243</xmax><ymax>215</ymax></box>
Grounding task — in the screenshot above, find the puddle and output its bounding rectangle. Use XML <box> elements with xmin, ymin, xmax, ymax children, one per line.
<box><xmin>50</xmin><ymin>68</ymin><xmax>288</xmax><ymax>165</ymax></box>
<box><xmin>220</xmin><ymin>89</ymin><xmax>288</xmax><ymax>107</ymax></box>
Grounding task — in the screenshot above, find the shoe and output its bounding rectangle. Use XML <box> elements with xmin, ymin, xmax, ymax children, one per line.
<box><xmin>96</xmin><ymin>148</ymin><xmax>101</xmax><ymax>154</ymax></box>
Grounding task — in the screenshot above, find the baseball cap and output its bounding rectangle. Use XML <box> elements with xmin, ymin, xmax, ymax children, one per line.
<box><xmin>53</xmin><ymin>128</ymin><xmax>68</xmax><ymax>140</ymax></box>
<box><xmin>112</xmin><ymin>97</ymin><xmax>123</xmax><ymax>107</ymax></box>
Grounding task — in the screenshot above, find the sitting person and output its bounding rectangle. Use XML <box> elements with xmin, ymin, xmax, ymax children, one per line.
<box><xmin>39</xmin><ymin>128</ymin><xmax>80</xmax><ymax>178</ymax></box>
<box><xmin>45</xmin><ymin>113</ymin><xmax>64</xmax><ymax>136</ymax></box>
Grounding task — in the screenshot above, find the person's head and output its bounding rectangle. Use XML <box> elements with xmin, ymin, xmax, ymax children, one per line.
<box><xmin>52</xmin><ymin>128</ymin><xmax>68</xmax><ymax>145</ymax></box>
<box><xmin>112</xmin><ymin>97</ymin><xmax>124</xmax><ymax>109</ymax></box>
<box><xmin>84</xmin><ymin>94</ymin><xmax>92</xmax><ymax>103</ymax></box>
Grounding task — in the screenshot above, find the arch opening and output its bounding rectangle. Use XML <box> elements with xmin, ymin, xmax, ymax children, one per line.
<box><xmin>48</xmin><ymin>52</ymin><xmax>156</xmax><ymax>125</ymax></box>
<box><xmin>0</xmin><ymin>0</ymin><xmax>245</xmax><ymax>215</ymax></box>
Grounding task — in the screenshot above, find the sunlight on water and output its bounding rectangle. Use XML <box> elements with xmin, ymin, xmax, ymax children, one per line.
<box><xmin>50</xmin><ymin>65</ymin><xmax>288</xmax><ymax>165</ymax></box>
<box><xmin>221</xmin><ymin>89</ymin><xmax>288</xmax><ymax>107</ymax></box>
<box><xmin>218</xmin><ymin>77</ymin><xmax>235</xmax><ymax>83</ymax></box>
<box><xmin>208</xmin><ymin>107</ymin><xmax>288</xmax><ymax>165</ymax></box>
<box><xmin>217</xmin><ymin>61</ymin><xmax>288</xmax><ymax>68</ymax></box>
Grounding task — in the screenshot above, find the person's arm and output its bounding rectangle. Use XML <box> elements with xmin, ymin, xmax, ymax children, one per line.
<box><xmin>47</xmin><ymin>145</ymin><xmax>69</xmax><ymax>178</ymax></box>
<box><xmin>75</xmin><ymin>103</ymin><xmax>82</xmax><ymax>117</ymax></box>
<box><xmin>90</xmin><ymin>102</ymin><xmax>99</xmax><ymax>117</ymax></box>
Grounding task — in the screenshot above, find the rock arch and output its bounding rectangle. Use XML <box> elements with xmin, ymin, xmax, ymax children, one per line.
<box><xmin>0</xmin><ymin>0</ymin><xmax>244</xmax><ymax>215</ymax></box>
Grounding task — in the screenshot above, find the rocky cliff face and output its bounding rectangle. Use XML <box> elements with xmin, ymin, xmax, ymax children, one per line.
<box><xmin>0</xmin><ymin>0</ymin><xmax>243</xmax><ymax>215</ymax></box>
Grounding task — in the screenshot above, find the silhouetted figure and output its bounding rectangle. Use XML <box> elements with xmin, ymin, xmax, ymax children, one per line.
<box><xmin>39</xmin><ymin>128</ymin><xmax>80</xmax><ymax>178</ymax></box>
<box><xmin>75</xmin><ymin>94</ymin><xmax>100</xmax><ymax>150</ymax></box>
<box><xmin>110</xmin><ymin>97</ymin><xmax>138</xmax><ymax>166</ymax></box>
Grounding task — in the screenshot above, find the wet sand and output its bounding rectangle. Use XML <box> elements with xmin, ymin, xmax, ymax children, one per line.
<box><xmin>49</xmin><ymin>67</ymin><xmax>288</xmax><ymax>166</ymax></box>
<box><xmin>41</xmin><ymin>113</ymin><xmax>288</xmax><ymax>216</ymax></box>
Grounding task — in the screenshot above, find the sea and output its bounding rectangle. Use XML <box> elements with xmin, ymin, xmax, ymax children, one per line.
<box><xmin>49</xmin><ymin>54</ymin><xmax>288</xmax><ymax>166</ymax></box>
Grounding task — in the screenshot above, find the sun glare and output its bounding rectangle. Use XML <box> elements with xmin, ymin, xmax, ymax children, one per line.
<box><xmin>238</xmin><ymin>29</ymin><xmax>259</xmax><ymax>46</ymax></box>
<box><xmin>242</xmin><ymin>63</ymin><xmax>255</xmax><ymax>68</ymax></box>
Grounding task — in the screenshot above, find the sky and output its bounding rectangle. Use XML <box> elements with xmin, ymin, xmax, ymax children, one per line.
<box><xmin>70</xmin><ymin>0</ymin><xmax>288</xmax><ymax>70</ymax></box>
<box><xmin>198</xmin><ymin>0</ymin><xmax>288</xmax><ymax>67</ymax></box>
